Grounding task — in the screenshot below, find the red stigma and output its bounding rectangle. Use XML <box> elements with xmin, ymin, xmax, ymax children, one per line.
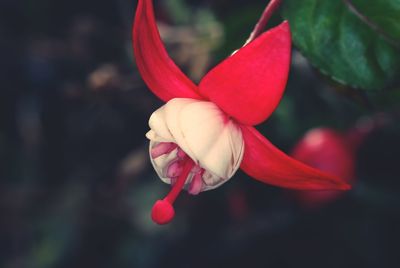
<box><xmin>151</xmin><ymin>200</ymin><xmax>175</xmax><ymax>225</ymax></box>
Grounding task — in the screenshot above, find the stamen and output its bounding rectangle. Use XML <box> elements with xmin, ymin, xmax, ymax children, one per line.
<box><xmin>177</xmin><ymin>148</ymin><xmax>186</xmax><ymax>159</ymax></box>
<box><xmin>170</xmin><ymin>177</ymin><xmax>177</xmax><ymax>186</ymax></box>
<box><xmin>151</xmin><ymin>158</ymin><xmax>195</xmax><ymax>225</ymax></box>
<box><xmin>166</xmin><ymin>160</ymin><xmax>183</xmax><ymax>178</ymax></box>
<box><xmin>151</xmin><ymin>142</ymin><xmax>177</xmax><ymax>159</ymax></box>
<box><xmin>188</xmin><ymin>169</ymin><xmax>204</xmax><ymax>195</ymax></box>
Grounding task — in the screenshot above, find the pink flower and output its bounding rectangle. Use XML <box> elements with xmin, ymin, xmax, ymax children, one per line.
<box><xmin>133</xmin><ymin>0</ymin><xmax>350</xmax><ymax>225</ymax></box>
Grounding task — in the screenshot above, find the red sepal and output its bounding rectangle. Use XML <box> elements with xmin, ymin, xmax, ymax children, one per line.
<box><xmin>133</xmin><ymin>0</ymin><xmax>203</xmax><ymax>102</ymax></box>
<box><xmin>199</xmin><ymin>22</ymin><xmax>291</xmax><ymax>126</ymax></box>
<box><xmin>240</xmin><ymin>125</ymin><xmax>351</xmax><ymax>190</ymax></box>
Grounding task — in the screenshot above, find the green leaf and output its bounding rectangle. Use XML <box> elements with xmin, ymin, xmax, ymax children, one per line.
<box><xmin>350</xmin><ymin>0</ymin><xmax>400</xmax><ymax>42</ymax></box>
<box><xmin>282</xmin><ymin>0</ymin><xmax>400</xmax><ymax>91</ymax></box>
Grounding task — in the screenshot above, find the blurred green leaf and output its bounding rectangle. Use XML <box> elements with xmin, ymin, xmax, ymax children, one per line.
<box><xmin>351</xmin><ymin>0</ymin><xmax>400</xmax><ymax>42</ymax></box>
<box><xmin>283</xmin><ymin>0</ymin><xmax>400</xmax><ymax>91</ymax></box>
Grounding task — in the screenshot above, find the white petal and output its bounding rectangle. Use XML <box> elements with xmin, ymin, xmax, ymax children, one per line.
<box><xmin>179</xmin><ymin>101</ymin><xmax>244</xmax><ymax>180</ymax></box>
<box><xmin>202</xmin><ymin>170</ymin><xmax>224</xmax><ymax>189</ymax></box>
<box><xmin>148</xmin><ymin>105</ymin><xmax>174</xmax><ymax>142</ymax></box>
<box><xmin>145</xmin><ymin>130</ymin><xmax>171</xmax><ymax>142</ymax></box>
<box><xmin>179</xmin><ymin>101</ymin><xmax>226</xmax><ymax>161</ymax></box>
<box><xmin>164</xmin><ymin>98</ymin><xmax>198</xmax><ymax>162</ymax></box>
<box><xmin>226</xmin><ymin>121</ymin><xmax>245</xmax><ymax>176</ymax></box>
<box><xmin>199</xmin><ymin>123</ymin><xmax>241</xmax><ymax>179</ymax></box>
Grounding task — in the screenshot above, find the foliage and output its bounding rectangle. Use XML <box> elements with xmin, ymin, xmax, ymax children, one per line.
<box><xmin>283</xmin><ymin>0</ymin><xmax>400</xmax><ymax>91</ymax></box>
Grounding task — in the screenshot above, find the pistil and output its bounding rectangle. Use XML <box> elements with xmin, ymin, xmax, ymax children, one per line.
<box><xmin>151</xmin><ymin>157</ymin><xmax>195</xmax><ymax>224</ymax></box>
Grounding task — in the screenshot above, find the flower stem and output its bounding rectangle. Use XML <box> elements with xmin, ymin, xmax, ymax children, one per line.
<box><xmin>244</xmin><ymin>0</ymin><xmax>283</xmax><ymax>46</ymax></box>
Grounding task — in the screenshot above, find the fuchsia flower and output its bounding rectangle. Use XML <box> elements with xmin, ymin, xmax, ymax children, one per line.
<box><xmin>291</xmin><ymin>116</ymin><xmax>386</xmax><ymax>208</ymax></box>
<box><xmin>133</xmin><ymin>0</ymin><xmax>350</xmax><ymax>225</ymax></box>
<box><xmin>291</xmin><ymin>128</ymin><xmax>356</xmax><ymax>208</ymax></box>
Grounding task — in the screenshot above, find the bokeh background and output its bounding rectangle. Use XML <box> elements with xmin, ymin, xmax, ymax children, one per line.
<box><xmin>1</xmin><ymin>0</ymin><xmax>399</xmax><ymax>267</ymax></box>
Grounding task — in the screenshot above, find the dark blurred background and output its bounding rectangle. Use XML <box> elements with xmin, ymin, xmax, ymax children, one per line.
<box><xmin>1</xmin><ymin>0</ymin><xmax>399</xmax><ymax>267</ymax></box>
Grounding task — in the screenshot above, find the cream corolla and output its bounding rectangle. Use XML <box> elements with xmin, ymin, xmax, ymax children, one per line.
<box><xmin>146</xmin><ymin>98</ymin><xmax>244</xmax><ymax>195</ymax></box>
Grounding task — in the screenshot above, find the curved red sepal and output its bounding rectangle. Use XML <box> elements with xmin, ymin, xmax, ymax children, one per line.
<box><xmin>133</xmin><ymin>0</ymin><xmax>203</xmax><ymax>102</ymax></box>
<box><xmin>239</xmin><ymin>125</ymin><xmax>351</xmax><ymax>190</ymax></box>
<box><xmin>199</xmin><ymin>21</ymin><xmax>291</xmax><ymax>126</ymax></box>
